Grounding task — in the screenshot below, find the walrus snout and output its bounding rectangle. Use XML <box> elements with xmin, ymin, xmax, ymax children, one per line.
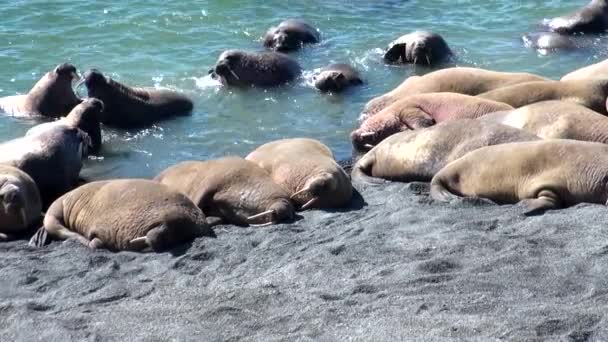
<box><xmin>54</xmin><ymin>63</ymin><xmax>79</xmax><ymax>79</ymax></box>
<box><xmin>82</xmin><ymin>69</ymin><xmax>108</xmax><ymax>88</ymax></box>
<box><xmin>0</xmin><ymin>183</ymin><xmax>26</xmax><ymax>225</ymax></box>
<box><xmin>351</xmin><ymin>129</ymin><xmax>377</xmax><ymax>152</ymax></box>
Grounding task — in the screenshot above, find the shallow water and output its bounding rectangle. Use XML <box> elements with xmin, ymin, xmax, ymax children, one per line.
<box><xmin>1</xmin><ymin>0</ymin><xmax>606</xmax><ymax>179</ymax></box>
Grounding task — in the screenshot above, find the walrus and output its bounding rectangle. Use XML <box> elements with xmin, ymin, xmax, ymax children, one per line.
<box><xmin>77</xmin><ymin>69</ymin><xmax>193</xmax><ymax>128</ymax></box>
<box><xmin>0</xmin><ymin>126</ymin><xmax>91</xmax><ymax>207</ymax></box>
<box><xmin>360</xmin><ymin>67</ymin><xmax>547</xmax><ymax>120</ymax></box>
<box><xmin>430</xmin><ymin>139</ymin><xmax>608</xmax><ymax>215</ymax></box>
<box><xmin>352</xmin><ymin>119</ymin><xmax>540</xmax><ymax>184</ymax></box>
<box><xmin>561</xmin><ymin>58</ymin><xmax>608</xmax><ymax>80</ymax></box>
<box><xmin>477</xmin><ymin>78</ymin><xmax>608</xmax><ymax>114</ymax></box>
<box><xmin>0</xmin><ymin>165</ymin><xmax>42</xmax><ymax>241</ymax></box>
<box><xmin>246</xmin><ymin>138</ymin><xmax>352</xmax><ymax>210</ymax></box>
<box><xmin>28</xmin><ymin>179</ymin><xmax>214</xmax><ymax>252</ymax></box>
<box><xmin>25</xmin><ymin>98</ymin><xmax>104</xmax><ymax>154</ymax></box>
<box><xmin>522</xmin><ymin>32</ymin><xmax>578</xmax><ymax>52</ymax></box>
<box><xmin>351</xmin><ymin>93</ymin><xmax>514</xmax><ymax>152</ymax></box>
<box><xmin>154</xmin><ymin>157</ymin><xmax>295</xmax><ymax>227</ymax></box>
<box><xmin>543</xmin><ymin>0</ymin><xmax>608</xmax><ymax>34</ymax></box>
<box><xmin>480</xmin><ymin>100</ymin><xmax>608</xmax><ymax>143</ymax></box>
<box><xmin>383</xmin><ymin>31</ymin><xmax>452</xmax><ymax>65</ymax></box>
<box><xmin>263</xmin><ymin>19</ymin><xmax>320</xmax><ymax>52</ymax></box>
<box><xmin>313</xmin><ymin>63</ymin><xmax>363</xmax><ymax>93</ymax></box>
<box><xmin>0</xmin><ymin>63</ymin><xmax>81</xmax><ymax>118</ymax></box>
<box><xmin>209</xmin><ymin>50</ymin><xmax>302</xmax><ymax>88</ymax></box>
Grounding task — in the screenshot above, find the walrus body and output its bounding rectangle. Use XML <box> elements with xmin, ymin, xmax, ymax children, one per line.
<box><xmin>480</xmin><ymin>100</ymin><xmax>608</xmax><ymax>143</ymax></box>
<box><xmin>352</xmin><ymin>120</ymin><xmax>540</xmax><ymax>184</ymax></box>
<box><xmin>30</xmin><ymin>179</ymin><xmax>213</xmax><ymax>252</ymax></box>
<box><xmin>352</xmin><ymin>93</ymin><xmax>514</xmax><ymax>151</ymax></box>
<box><xmin>313</xmin><ymin>63</ymin><xmax>363</xmax><ymax>93</ymax></box>
<box><xmin>263</xmin><ymin>19</ymin><xmax>320</xmax><ymax>52</ymax></box>
<box><xmin>246</xmin><ymin>138</ymin><xmax>352</xmax><ymax>210</ymax></box>
<box><xmin>0</xmin><ymin>126</ymin><xmax>90</xmax><ymax>206</ymax></box>
<box><xmin>154</xmin><ymin>157</ymin><xmax>295</xmax><ymax>227</ymax></box>
<box><xmin>26</xmin><ymin>98</ymin><xmax>104</xmax><ymax>154</ymax></box>
<box><xmin>210</xmin><ymin>50</ymin><xmax>302</xmax><ymax>88</ymax></box>
<box><xmin>383</xmin><ymin>31</ymin><xmax>452</xmax><ymax>65</ymax></box>
<box><xmin>79</xmin><ymin>69</ymin><xmax>193</xmax><ymax>128</ymax></box>
<box><xmin>361</xmin><ymin>67</ymin><xmax>547</xmax><ymax>119</ymax></box>
<box><xmin>0</xmin><ymin>63</ymin><xmax>81</xmax><ymax>118</ymax></box>
<box><xmin>543</xmin><ymin>0</ymin><xmax>608</xmax><ymax>34</ymax></box>
<box><xmin>431</xmin><ymin>140</ymin><xmax>608</xmax><ymax>214</ymax></box>
<box><xmin>0</xmin><ymin>165</ymin><xmax>42</xmax><ymax>241</ymax></box>
<box><xmin>561</xmin><ymin>58</ymin><xmax>608</xmax><ymax>80</ymax></box>
<box><xmin>522</xmin><ymin>32</ymin><xmax>578</xmax><ymax>52</ymax></box>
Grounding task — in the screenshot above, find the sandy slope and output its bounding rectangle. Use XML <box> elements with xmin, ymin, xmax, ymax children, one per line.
<box><xmin>1</xmin><ymin>181</ymin><xmax>607</xmax><ymax>341</ymax></box>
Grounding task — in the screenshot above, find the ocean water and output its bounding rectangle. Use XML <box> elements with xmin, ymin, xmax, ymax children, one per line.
<box><xmin>0</xmin><ymin>0</ymin><xmax>606</xmax><ymax>180</ymax></box>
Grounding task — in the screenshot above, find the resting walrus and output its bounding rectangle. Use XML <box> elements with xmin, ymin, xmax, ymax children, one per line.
<box><xmin>29</xmin><ymin>179</ymin><xmax>214</xmax><ymax>252</ymax></box>
<box><xmin>383</xmin><ymin>31</ymin><xmax>452</xmax><ymax>65</ymax></box>
<box><xmin>154</xmin><ymin>157</ymin><xmax>295</xmax><ymax>227</ymax></box>
<box><xmin>78</xmin><ymin>69</ymin><xmax>193</xmax><ymax>128</ymax></box>
<box><xmin>246</xmin><ymin>138</ymin><xmax>352</xmax><ymax>210</ymax></box>
<box><xmin>263</xmin><ymin>19</ymin><xmax>320</xmax><ymax>52</ymax></box>
<box><xmin>0</xmin><ymin>165</ymin><xmax>42</xmax><ymax>241</ymax></box>
<box><xmin>430</xmin><ymin>139</ymin><xmax>608</xmax><ymax>215</ymax></box>
<box><xmin>561</xmin><ymin>58</ymin><xmax>608</xmax><ymax>80</ymax></box>
<box><xmin>360</xmin><ymin>67</ymin><xmax>547</xmax><ymax>120</ymax></box>
<box><xmin>352</xmin><ymin>119</ymin><xmax>540</xmax><ymax>184</ymax></box>
<box><xmin>0</xmin><ymin>63</ymin><xmax>81</xmax><ymax>118</ymax></box>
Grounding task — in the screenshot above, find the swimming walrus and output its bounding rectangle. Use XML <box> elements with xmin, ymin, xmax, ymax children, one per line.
<box><xmin>430</xmin><ymin>139</ymin><xmax>608</xmax><ymax>215</ymax></box>
<box><xmin>29</xmin><ymin>179</ymin><xmax>214</xmax><ymax>252</ymax></box>
<box><xmin>263</xmin><ymin>19</ymin><xmax>320</xmax><ymax>52</ymax></box>
<box><xmin>480</xmin><ymin>100</ymin><xmax>608</xmax><ymax>143</ymax></box>
<box><xmin>209</xmin><ymin>50</ymin><xmax>302</xmax><ymax>88</ymax></box>
<box><xmin>561</xmin><ymin>58</ymin><xmax>608</xmax><ymax>80</ymax></box>
<box><xmin>313</xmin><ymin>63</ymin><xmax>363</xmax><ymax>93</ymax></box>
<box><xmin>0</xmin><ymin>165</ymin><xmax>42</xmax><ymax>241</ymax></box>
<box><xmin>383</xmin><ymin>30</ymin><xmax>452</xmax><ymax>65</ymax></box>
<box><xmin>154</xmin><ymin>157</ymin><xmax>295</xmax><ymax>227</ymax></box>
<box><xmin>352</xmin><ymin>119</ymin><xmax>540</xmax><ymax>184</ymax></box>
<box><xmin>477</xmin><ymin>78</ymin><xmax>608</xmax><ymax>114</ymax></box>
<box><xmin>26</xmin><ymin>98</ymin><xmax>104</xmax><ymax>154</ymax></box>
<box><xmin>360</xmin><ymin>67</ymin><xmax>547</xmax><ymax>120</ymax></box>
<box><xmin>0</xmin><ymin>63</ymin><xmax>81</xmax><ymax>118</ymax></box>
<box><xmin>78</xmin><ymin>69</ymin><xmax>193</xmax><ymax>128</ymax></box>
<box><xmin>351</xmin><ymin>92</ymin><xmax>514</xmax><ymax>152</ymax></box>
<box><xmin>543</xmin><ymin>0</ymin><xmax>608</xmax><ymax>34</ymax></box>
<box><xmin>246</xmin><ymin>138</ymin><xmax>352</xmax><ymax>210</ymax></box>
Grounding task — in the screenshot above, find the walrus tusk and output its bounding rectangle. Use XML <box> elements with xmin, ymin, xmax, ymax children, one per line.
<box><xmin>300</xmin><ymin>197</ymin><xmax>319</xmax><ymax>211</ymax></box>
<box><xmin>247</xmin><ymin>210</ymin><xmax>274</xmax><ymax>221</ymax></box>
<box><xmin>20</xmin><ymin>208</ymin><xmax>27</xmax><ymax>226</ymax></box>
<box><xmin>228</xmin><ymin>68</ymin><xmax>240</xmax><ymax>80</ymax></box>
<box><xmin>413</xmin><ymin>57</ymin><xmax>418</xmax><ymax>65</ymax></box>
<box><xmin>130</xmin><ymin>237</ymin><xmax>148</xmax><ymax>245</ymax></box>
<box><xmin>250</xmin><ymin>221</ymin><xmax>274</xmax><ymax>227</ymax></box>
<box><xmin>74</xmin><ymin>78</ymin><xmax>86</xmax><ymax>95</ymax></box>
<box><xmin>359</xmin><ymin>132</ymin><xmax>375</xmax><ymax>137</ymax></box>
<box><xmin>290</xmin><ymin>186</ymin><xmax>311</xmax><ymax>199</ymax></box>
<box><xmin>364</xmin><ymin>144</ymin><xmax>374</xmax><ymax>149</ymax></box>
<box><xmin>426</xmin><ymin>55</ymin><xmax>431</xmax><ymax>65</ymax></box>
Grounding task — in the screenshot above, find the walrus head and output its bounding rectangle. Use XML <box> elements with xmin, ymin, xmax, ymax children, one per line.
<box><xmin>314</xmin><ymin>71</ymin><xmax>348</xmax><ymax>93</ymax></box>
<box><xmin>27</xmin><ymin>63</ymin><xmax>82</xmax><ymax>117</ymax></box>
<box><xmin>384</xmin><ymin>32</ymin><xmax>451</xmax><ymax>65</ymax></box>
<box><xmin>351</xmin><ymin>113</ymin><xmax>408</xmax><ymax>153</ymax></box>
<box><xmin>209</xmin><ymin>50</ymin><xmax>243</xmax><ymax>86</ymax></box>
<box><xmin>246</xmin><ymin>198</ymin><xmax>295</xmax><ymax>227</ymax></box>
<box><xmin>64</xmin><ymin>98</ymin><xmax>104</xmax><ymax>154</ymax></box>
<box><xmin>290</xmin><ymin>172</ymin><xmax>349</xmax><ymax>210</ymax></box>
<box><xmin>271</xmin><ymin>31</ymin><xmax>300</xmax><ymax>52</ymax></box>
<box><xmin>0</xmin><ymin>180</ymin><xmax>27</xmax><ymax>229</ymax></box>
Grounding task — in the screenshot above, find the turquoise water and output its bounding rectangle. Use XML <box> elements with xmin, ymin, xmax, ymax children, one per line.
<box><xmin>1</xmin><ymin>1</ymin><xmax>606</xmax><ymax>179</ymax></box>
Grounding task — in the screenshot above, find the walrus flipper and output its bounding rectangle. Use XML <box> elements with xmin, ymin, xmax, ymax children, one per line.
<box><xmin>28</xmin><ymin>227</ymin><xmax>50</xmax><ymax>247</ymax></box>
<box><xmin>521</xmin><ymin>190</ymin><xmax>561</xmax><ymax>216</ymax></box>
<box><xmin>350</xmin><ymin>166</ymin><xmax>389</xmax><ymax>186</ymax></box>
<box><xmin>429</xmin><ymin>179</ymin><xmax>461</xmax><ymax>202</ymax></box>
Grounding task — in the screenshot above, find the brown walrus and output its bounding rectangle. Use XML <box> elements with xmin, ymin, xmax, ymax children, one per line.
<box><xmin>313</xmin><ymin>63</ymin><xmax>363</xmax><ymax>93</ymax></box>
<box><xmin>263</xmin><ymin>19</ymin><xmax>320</xmax><ymax>52</ymax></box>
<box><xmin>561</xmin><ymin>58</ymin><xmax>608</xmax><ymax>80</ymax></box>
<box><xmin>25</xmin><ymin>98</ymin><xmax>104</xmax><ymax>154</ymax></box>
<box><xmin>383</xmin><ymin>30</ymin><xmax>452</xmax><ymax>65</ymax></box>
<box><xmin>154</xmin><ymin>157</ymin><xmax>295</xmax><ymax>227</ymax></box>
<box><xmin>0</xmin><ymin>63</ymin><xmax>81</xmax><ymax>118</ymax></box>
<box><xmin>351</xmin><ymin>93</ymin><xmax>514</xmax><ymax>152</ymax></box>
<box><xmin>477</xmin><ymin>78</ymin><xmax>608</xmax><ymax>114</ymax></box>
<box><xmin>480</xmin><ymin>100</ymin><xmax>608</xmax><ymax>143</ymax></box>
<box><xmin>543</xmin><ymin>0</ymin><xmax>608</xmax><ymax>34</ymax></box>
<box><xmin>246</xmin><ymin>138</ymin><xmax>352</xmax><ymax>210</ymax></box>
<box><xmin>360</xmin><ymin>67</ymin><xmax>547</xmax><ymax>120</ymax></box>
<box><xmin>0</xmin><ymin>165</ymin><xmax>42</xmax><ymax>241</ymax></box>
<box><xmin>29</xmin><ymin>179</ymin><xmax>214</xmax><ymax>252</ymax></box>
<box><xmin>430</xmin><ymin>139</ymin><xmax>608</xmax><ymax>215</ymax></box>
<box><xmin>352</xmin><ymin>119</ymin><xmax>540</xmax><ymax>184</ymax></box>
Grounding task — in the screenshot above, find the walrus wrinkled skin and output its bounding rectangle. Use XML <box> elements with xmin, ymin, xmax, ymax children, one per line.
<box><xmin>29</xmin><ymin>179</ymin><xmax>213</xmax><ymax>252</ymax></box>
<box><xmin>0</xmin><ymin>165</ymin><xmax>42</xmax><ymax>241</ymax></box>
<box><xmin>263</xmin><ymin>19</ymin><xmax>320</xmax><ymax>52</ymax></box>
<box><xmin>543</xmin><ymin>0</ymin><xmax>608</xmax><ymax>34</ymax></box>
<box><xmin>0</xmin><ymin>63</ymin><xmax>81</xmax><ymax>118</ymax></box>
<box><xmin>480</xmin><ymin>100</ymin><xmax>608</xmax><ymax>143</ymax></box>
<box><xmin>78</xmin><ymin>69</ymin><xmax>193</xmax><ymax>128</ymax></box>
<box><xmin>561</xmin><ymin>58</ymin><xmax>608</xmax><ymax>80</ymax></box>
<box><xmin>522</xmin><ymin>32</ymin><xmax>578</xmax><ymax>52</ymax></box>
<box><xmin>154</xmin><ymin>157</ymin><xmax>295</xmax><ymax>227</ymax></box>
<box><xmin>384</xmin><ymin>31</ymin><xmax>452</xmax><ymax>65</ymax></box>
<box><xmin>361</xmin><ymin>67</ymin><xmax>547</xmax><ymax>120</ymax></box>
<box><xmin>351</xmin><ymin>93</ymin><xmax>514</xmax><ymax>152</ymax></box>
<box><xmin>477</xmin><ymin>78</ymin><xmax>608</xmax><ymax>114</ymax></box>
<box><xmin>352</xmin><ymin>120</ymin><xmax>540</xmax><ymax>184</ymax></box>
<box><xmin>0</xmin><ymin>126</ymin><xmax>91</xmax><ymax>207</ymax></box>
<box><xmin>210</xmin><ymin>50</ymin><xmax>302</xmax><ymax>88</ymax></box>
<box><xmin>313</xmin><ymin>63</ymin><xmax>363</xmax><ymax>93</ymax></box>
<box><xmin>246</xmin><ymin>138</ymin><xmax>352</xmax><ymax>210</ymax></box>
<box><xmin>26</xmin><ymin>98</ymin><xmax>104</xmax><ymax>154</ymax></box>
<box><xmin>431</xmin><ymin>139</ymin><xmax>608</xmax><ymax>215</ymax></box>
